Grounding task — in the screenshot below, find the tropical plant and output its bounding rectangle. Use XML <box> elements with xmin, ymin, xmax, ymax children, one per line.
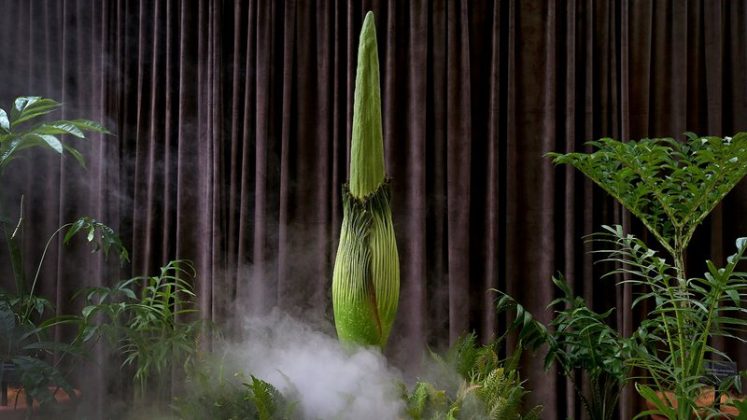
<box><xmin>172</xmin><ymin>354</ymin><xmax>297</xmax><ymax>420</ymax></box>
<box><xmin>547</xmin><ymin>133</ymin><xmax>747</xmax><ymax>290</ymax></box>
<box><xmin>596</xmin><ymin>226</ymin><xmax>747</xmax><ymax>419</ymax></box>
<box><xmin>332</xmin><ymin>11</ymin><xmax>400</xmax><ymax>348</ymax></box>
<box><xmin>547</xmin><ymin>133</ymin><xmax>747</xmax><ymax>419</ymax></box>
<box><xmin>0</xmin><ymin>96</ymin><xmax>109</xmax><ymax>296</ymax></box>
<box><xmin>497</xmin><ymin>274</ymin><xmax>632</xmax><ymax>420</ymax></box>
<box><xmin>79</xmin><ymin>259</ymin><xmax>200</xmax><ymax>403</ymax></box>
<box><xmin>402</xmin><ymin>333</ymin><xmax>542</xmax><ymax>420</ymax></box>
<box><xmin>0</xmin><ymin>216</ymin><xmax>127</xmax><ymax>410</ymax></box>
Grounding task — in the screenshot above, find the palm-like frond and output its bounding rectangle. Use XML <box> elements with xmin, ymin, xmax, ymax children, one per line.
<box><xmin>548</xmin><ymin>134</ymin><xmax>747</xmax><ymax>262</ymax></box>
<box><xmin>595</xmin><ymin>226</ymin><xmax>747</xmax><ymax>419</ymax></box>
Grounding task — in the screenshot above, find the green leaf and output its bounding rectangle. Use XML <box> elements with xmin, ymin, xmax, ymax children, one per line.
<box><xmin>38</xmin><ymin>134</ymin><xmax>63</xmax><ymax>153</ymax></box>
<box><xmin>11</xmin><ymin>97</ymin><xmax>61</xmax><ymax>126</ymax></box>
<box><xmin>0</xmin><ymin>301</ymin><xmax>16</xmax><ymax>337</ymax></box>
<box><xmin>634</xmin><ymin>383</ymin><xmax>676</xmax><ymax>419</ymax></box>
<box><xmin>0</xmin><ymin>109</ymin><xmax>9</xmax><ymax>132</ymax></box>
<box><xmin>64</xmin><ymin>218</ymin><xmax>86</xmax><ymax>244</ymax></box>
<box><xmin>550</xmin><ymin>134</ymin><xmax>747</xmax><ymax>260</ymax></box>
<box><xmin>68</xmin><ymin>118</ymin><xmax>110</xmax><ymax>134</ymax></box>
<box><xmin>35</xmin><ymin>121</ymin><xmax>85</xmax><ymax>138</ymax></box>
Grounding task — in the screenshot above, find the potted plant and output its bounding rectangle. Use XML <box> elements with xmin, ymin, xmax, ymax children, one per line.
<box><xmin>547</xmin><ymin>133</ymin><xmax>747</xmax><ymax>419</ymax></box>
<box><xmin>0</xmin><ymin>96</ymin><xmax>125</xmax><ymax>417</ymax></box>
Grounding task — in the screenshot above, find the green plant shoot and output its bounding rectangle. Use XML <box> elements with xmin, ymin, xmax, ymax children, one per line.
<box><xmin>332</xmin><ymin>11</ymin><xmax>400</xmax><ymax>348</ymax></box>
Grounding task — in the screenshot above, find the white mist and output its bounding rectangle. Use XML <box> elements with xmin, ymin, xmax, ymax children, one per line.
<box><xmin>225</xmin><ymin>310</ymin><xmax>405</xmax><ymax>420</ymax></box>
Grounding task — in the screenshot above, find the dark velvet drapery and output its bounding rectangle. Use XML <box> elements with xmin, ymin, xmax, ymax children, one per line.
<box><xmin>0</xmin><ymin>1</ymin><xmax>746</xmax><ymax>419</ymax></box>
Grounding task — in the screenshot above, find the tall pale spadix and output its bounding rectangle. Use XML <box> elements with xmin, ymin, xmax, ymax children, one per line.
<box><xmin>332</xmin><ymin>12</ymin><xmax>400</xmax><ymax>348</ymax></box>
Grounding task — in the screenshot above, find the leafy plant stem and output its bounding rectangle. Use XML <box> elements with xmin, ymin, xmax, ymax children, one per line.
<box><xmin>613</xmin><ymin>149</ymin><xmax>679</xmax><ymax>254</ymax></box>
<box><xmin>3</xmin><ymin>196</ymin><xmax>28</xmax><ymax>295</ymax></box>
<box><xmin>21</xmin><ymin>223</ymin><xmax>72</xmax><ymax>323</ymax></box>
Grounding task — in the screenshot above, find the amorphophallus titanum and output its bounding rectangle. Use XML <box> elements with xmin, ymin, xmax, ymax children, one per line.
<box><xmin>332</xmin><ymin>11</ymin><xmax>400</xmax><ymax>348</ymax></box>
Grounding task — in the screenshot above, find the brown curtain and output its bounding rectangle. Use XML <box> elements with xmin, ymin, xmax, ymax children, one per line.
<box><xmin>0</xmin><ymin>1</ymin><xmax>746</xmax><ymax>418</ymax></box>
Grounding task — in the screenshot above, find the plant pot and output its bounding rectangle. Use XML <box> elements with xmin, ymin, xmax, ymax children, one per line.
<box><xmin>647</xmin><ymin>389</ymin><xmax>743</xmax><ymax>420</ymax></box>
<box><xmin>0</xmin><ymin>386</ymin><xmax>80</xmax><ymax>420</ymax></box>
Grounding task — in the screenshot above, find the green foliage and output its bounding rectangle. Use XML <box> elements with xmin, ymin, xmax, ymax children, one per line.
<box><xmin>0</xmin><ymin>97</ymin><xmax>117</xmax><ymax>411</ymax></box>
<box><xmin>172</xmin><ymin>354</ymin><xmax>296</xmax><ymax>420</ymax></box>
<box><xmin>63</xmin><ymin>216</ymin><xmax>129</xmax><ymax>261</ymax></box>
<box><xmin>404</xmin><ymin>381</ymin><xmax>451</xmax><ymax>420</ymax></box>
<box><xmin>727</xmin><ymin>398</ymin><xmax>747</xmax><ymax>420</ymax></box>
<box><xmin>497</xmin><ymin>275</ymin><xmax>630</xmax><ymax>420</ymax></box>
<box><xmin>0</xmin><ymin>96</ymin><xmax>110</xmax><ymax>300</ymax></box>
<box><xmin>548</xmin><ymin>133</ymin><xmax>747</xmax><ymax>267</ymax></box>
<box><xmin>80</xmin><ymin>260</ymin><xmax>200</xmax><ymax>402</ymax></box>
<box><xmin>402</xmin><ymin>334</ymin><xmax>541</xmax><ymax>420</ymax></box>
<box><xmin>0</xmin><ymin>216</ymin><xmax>125</xmax><ymax>410</ymax></box>
<box><xmin>549</xmin><ymin>133</ymin><xmax>747</xmax><ymax>418</ymax></box>
<box><xmin>0</xmin><ymin>298</ymin><xmax>80</xmax><ymax>410</ymax></box>
<box><xmin>597</xmin><ymin>227</ymin><xmax>747</xmax><ymax>419</ymax></box>
<box><xmin>0</xmin><ymin>96</ymin><xmax>108</xmax><ymax>174</ymax></box>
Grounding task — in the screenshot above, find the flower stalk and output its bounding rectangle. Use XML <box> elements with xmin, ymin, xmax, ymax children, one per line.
<box><xmin>332</xmin><ymin>12</ymin><xmax>400</xmax><ymax>348</ymax></box>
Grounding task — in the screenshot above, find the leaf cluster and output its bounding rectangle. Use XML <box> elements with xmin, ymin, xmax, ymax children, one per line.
<box><xmin>0</xmin><ymin>216</ymin><xmax>126</xmax><ymax>410</ymax></box>
<box><xmin>0</xmin><ymin>96</ymin><xmax>108</xmax><ymax>174</ymax></box>
<box><xmin>0</xmin><ymin>296</ymin><xmax>82</xmax><ymax>410</ymax></box>
<box><xmin>548</xmin><ymin>133</ymin><xmax>747</xmax><ymax>260</ymax></box>
<box><xmin>0</xmin><ymin>96</ymin><xmax>115</xmax><ymax>411</ymax></box>
<box><xmin>402</xmin><ymin>334</ymin><xmax>541</xmax><ymax>420</ymax></box>
<box><xmin>173</xmin><ymin>355</ymin><xmax>297</xmax><ymax>420</ymax></box>
<box><xmin>497</xmin><ymin>275</ymin><xmax>630</xmax><ymax>420</ymax></box>
<box><xmin>79</xmin><ymin>260</ymin><xmax>201</xmax><ymax>402</ymax></box>
<box><xmin>594</xmin><ymin>226</ymin><xmax>747</xmax><ymax>419</ymax></box>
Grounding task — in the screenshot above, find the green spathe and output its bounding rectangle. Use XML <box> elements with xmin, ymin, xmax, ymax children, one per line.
<box><xmin>332</xmin><ymin>11</ymin><xmax>399</xmax><ymax>348</ymax></box>
<box><xmin>349</xmin><ymin>11</ymin><xmax>385</xmax><ymax>199</ymax></box>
